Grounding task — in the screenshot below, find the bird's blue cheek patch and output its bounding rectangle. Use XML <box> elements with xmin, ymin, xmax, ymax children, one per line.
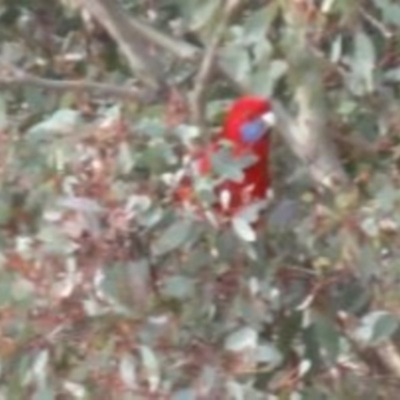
<box><xmin>240</xmin><ymin>119</ymin><xmax>268</xmax><ymax>143</ymax></box>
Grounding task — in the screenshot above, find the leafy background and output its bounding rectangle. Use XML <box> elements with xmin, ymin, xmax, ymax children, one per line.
<box><xmin>0</xmin><ymin>0</ymin><xmax>400</xmax><ymax>398</ymax></box>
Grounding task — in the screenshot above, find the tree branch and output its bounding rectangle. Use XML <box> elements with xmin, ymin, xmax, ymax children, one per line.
<box><xmin>126</xmin><ymin>17</ymin><xmax>200</xmax><ymax>61</ymax></box>
<box><xmin>360</xmin><ymin>7</ymin><xmax>393</xmax><ymax>39</ymax></box>
<box><xmin>0</xmin><ymin>70</ymin><xmax>155</xmax><ymax>103</ymax></box>
<box><xmin>189</xmin><ymin>0</ymin><xmax>247</xmax><ymax>132</ymax></box>
<box><xmin>275</xmin><ymin>3</ymin><xmax>349</xmax><ymax>190</ymax></box>
<box><xmin>80</xmin><ymin>0</ymin><xmax>165</xmax><ymax>90</ymax></box>
<box><xmin>80</xmin><ymin>0</ymin><xmax>247</xmax><ymax>118</ymax></box>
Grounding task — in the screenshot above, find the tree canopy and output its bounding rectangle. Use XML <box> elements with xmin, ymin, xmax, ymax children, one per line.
<box><xmin>0</xmin><ymin>0</ymin><xmax>400</xmax><ymax>398</ymax></box>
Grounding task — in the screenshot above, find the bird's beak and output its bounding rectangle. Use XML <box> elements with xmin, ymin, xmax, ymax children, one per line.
<box><xmin>260</xmin><ymin>110</ymin><xmax>276</xmax><ymax>129</ymax></box>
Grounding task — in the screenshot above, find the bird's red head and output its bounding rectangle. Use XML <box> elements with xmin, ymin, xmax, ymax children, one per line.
<box><xmin>221</xmin><ymin>96</ymin><xmax>274</xmax><ymax>144</ymax></box>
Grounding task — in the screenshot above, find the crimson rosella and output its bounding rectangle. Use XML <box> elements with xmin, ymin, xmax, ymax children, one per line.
<box><xmin>174</xmin><ymin>96</ymin><xmax>275</xmax><ymax>225</ymax></box>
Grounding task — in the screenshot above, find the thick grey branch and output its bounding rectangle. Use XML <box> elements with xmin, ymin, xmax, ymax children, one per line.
<box><xmin>276</xmin><ymin>5</ymin><xmax>349</xmax><ymax>190</ymax></box>
<box><xmin>127</xmin><ymin>18</ymin><xmax>200</xmax><ymax>61</ymax></box>
<box><xmin>190</xmin><ymin>0</ymin><xmax>248</xmax><ymax>131</ymax></box>
<box><xmin>80</xmin><ymin>0</ymin><xmax>164</xmax><ymax>90</ymax></box>
<box><xmin>0</xmin><ymin>72</ymin><xmax>154</xmax><ymax>103</ymax></box>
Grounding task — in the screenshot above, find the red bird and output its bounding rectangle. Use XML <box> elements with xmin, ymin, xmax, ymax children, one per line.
<box><xmin>174</xmin><ymin>96</ymin><xmax>275</xmax><ymax>224</ymax></box>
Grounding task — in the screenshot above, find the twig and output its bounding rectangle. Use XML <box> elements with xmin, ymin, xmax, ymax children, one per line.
<box><xmin>189</xmin><ymin>30</ymin><xmax>221</xmax><ymax>130</ymax></box>
<box><xmin>127</xmin><ymin>18</ymin><xmax>200</xmax><ymax>61</ymax></box>
<box><xmin>190</xmin><ymin>0</ymin><xmax>247</xmax><ymax>132</ymax></box>
<box><xmin>360</xmin><ymin>8</ymin><xmax>393</xmax><ymax>39</ymax></box>
<box><xmin>0</xmin><ymin>72</ymin><xmax>155</xmax><ymax>103</ymax></box>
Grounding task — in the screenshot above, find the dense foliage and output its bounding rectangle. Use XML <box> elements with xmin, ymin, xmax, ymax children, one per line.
<box><xmin>0</xmin><ymin>0</ymin><xmax>400</xmax><ymax>398</ymax></box>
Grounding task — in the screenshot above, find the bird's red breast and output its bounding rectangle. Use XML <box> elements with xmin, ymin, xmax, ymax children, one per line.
<box><xmin>174</xmin><ymin>96</ymin><xmax>274</xmax><ymax>220</ymax></box>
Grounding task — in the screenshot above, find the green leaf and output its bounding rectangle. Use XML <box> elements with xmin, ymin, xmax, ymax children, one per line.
<box><xmin>250</xmin><ymin>59</ymin><xmax>288</xmax><ymax>96</ymax></box>
<box><xmin>23</xmin><ymin>87</ymin><xmax>50</xmax><ymax>113</ymax></box>
<box><xmin>162</xmin><ymin>275</ymin><xmax>195</xmax><ymax>299</ymax></box>
<box><xmin>348</xmin><ymin>30</ymin><xmax>376</xmax><ymax>95</ymax></box>
<box><xmin>32</xmin><ymin>349</ymin><xmax>50</xmax><ymax>386</ymax></box>
<box><xmin>232</xmin><ymin>217</ymin><xmax>256</xmax><ymax>242</ymax></box>
<box><xmin>372</xmin><ymin>312</ymin><xmax>399</xmax><ymax>342</ymax></box>
<box><xmin>0</xmin><ymin>272</ymin><xmax>15</xmax><ymax>306</ymax></box>
<box><xmin>321</xmin><ymin>0</ymin><xmax>338</xmax><ymax>13</ymax></box>
<box><xmin>174</xmin><ymin>124</ymin><xmax>201</xmax><ymax>147</ymax></box>
<box><xmin>63</xmin><ymin>381</ymin><xmax>86</xmax><ymax>398</ymax></box>
<box><xmin>152</xmin><ymin>218</ymin><xmax>195</xmax><ymax>256</ymax></box>
<box><xmin>372</xmin><ymin>0</ymin><xmax>400</xmax><ymax>27</ymax></box>
<box><xmin>0</xmin><ymin>94</ymin><xmax>8</xmax><ymax>130</ymax></box>
<box><xmin>375</xmin><ymin>184</ymin><xmax>400</xmax><ymax>212</ymax></box>
<box><xmin>384</xmin><ymin>68</ymin><xmax>400</xmax><ymax>82</ymax></box>
<box><xmin>277</xmin><ymin>312</ymin><xmax>302</xmax><ymax>355</ymax></box>
<box><xmin>330</xmin><ymin>35</ymin><xmax>343</xmax><ymax>63</ymax></box>
<box><xmin>224</xmin><ymin>326</ymin><xmax>258</xmax><ymax>352</ymax></box>
<box><xmin>299</xmin><ymin>387</ymin><xmax>330</xmax><ymax>400</ymax></box>
<box><xmin>243</xmin><ymin>6</ymin><xmax>270</xmax><ymax>45</ymax></box>
<box><xmin>117</xmin><ymin>142</ymin><xmax>135</xmax><ymax>175</ymax></box>
<box><xmin>173</xmin><ymin>388</ymin><xmax>197</xmax><ymax>400</ymax></box>
<box><xmin>27</xmin><ymin>109</ymin><xmax>82</xmax><ymax>142</ymax></box>
<box><xmin>298</xmin><ymin>359</ymin><xmax>312</xmax><ymax>377</ymax></box>
<box><xmin>268</xmin><ymin>199</ymin><xmax>299</xmax><ymax>231</ymax></box>
<box><xmin>12</xmin><ymin>277</ymin><xmax>35</xmax><ymax>302</ymax></box>
<box><xmin>0</xmin><ymin>195</ymin><xmax>12</xmax><ymax>226</ymax></box>
<box><xmin>235</xmin><ymin>201</ymin><xmax>266</xmax><ymax>225</ymax></box>
<box><xmin>126</xmin><ymin>195</ymin><xmax>152</xmax><ymax>215</ymax></box>
<box><xmin>178</xmin><ymin>0</ymin><xmax>222</xmax><ymax>33</ymax></box>
<box><xmin>137</xmin><ymin>118</ymin><xmax>165</xmax><ymax>137</ymax></box>
<box><xmin>356</xmin><ymin>311</ymin><xmax>399</xmax><ymax>345</ymax></box>
<box><xmin>33</xmin><ymin>385</ymin><xmax>55</xmax><ymax>400</ymax></box>
<box><xmin>256</xmin><ymin>342</ymin><xmax>283</xmax><ymax>366</ymax></box>
<box><xmin>313</xmin><ymin>313</ymin><xmax>340</xmax><ymax>362</ymax></box>
<box><xmin>119</xmin><ymin>354</ymin><xmax>137</xmax><ymax>389</ymax></box>
<box><xmin>337</xmin><ymin>99</ymin><xmax>357</xmax><ymax>116</ymax></box>
<box><xmin>139</xmin><ymin>346</ymin><xmax>160</xmax><ymax>392</ymax></box>
<box><xmin>226</xmin><ymin>380</ymin><xmax>245</xmax><ymax>400</ymax></box>
<box><xmin>220</xmin><ymin>44</ymin><xmax>252</xmax><ymax>84</ymax></box>
<box><xmin>211</xmin><ymin>148</ymin><xmax>256</xmax><ymax>183</ymax></box>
